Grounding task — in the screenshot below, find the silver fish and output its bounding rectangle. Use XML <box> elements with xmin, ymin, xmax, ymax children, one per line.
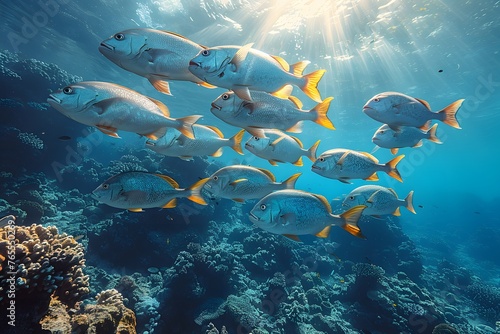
<box><xmin>245</xmin><ymin>129</ymin><xmax>320</xmax><ymax>166</ymax></box>
<box><xmin>363</xmin><ymin>91</ymin><xmax>464</xmax><ymax>130</ymax></box>
<box><xmin>372</xmin><ymin>123</ymin><xmax>442</xmax><ymax>154</ymax></box>
<box><xmin>312</xmin><ymin>148</ymin><xmax>404</xmax><ymax>183</ymax></box>
<box><xmin>249</xmin><ymin>189</ymin><xmax>366</xmax><ymax>241</ymax></box>
<box><xmin>342</xmin><ymin>185</ymin><xmax>416</xmax><ymax>217</ymax></box>
<box><xmin>91</xmin><ymin>171</ymin><xmax>208</xmax><ymax>211</ymax></box>
<box><xmin>210</xmin><ymin>90</ymin><xmax>334</xmax><ymax>137</ymax></box>
<box><xmin>188</xmin><ymin>43</ymin><xmax>325</xmax><ymax>102</ymax></box>
<box><xmin>203</xmin><ymin>165</ymin><xmax>301</xmax><ymax>202</ymax></box>
<box><xmin>99</xmin><ymin>28</ymin><xmax>215</xmax><ymax>95</ymax></box>
<box><xmin>47</xmin><ymin>81</ymin><xmax>200</xmax><ymax>139</ymax></box>
<box><xmin>146</xmin><ymin>125</ymin><xmax>245</xmax><ymax>160</ymax></box>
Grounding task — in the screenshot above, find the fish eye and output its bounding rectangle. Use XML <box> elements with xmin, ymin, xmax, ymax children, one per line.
<box><xmin>222</xmin><ymin>93</ymin><xmax>230</xmax><ymax>100</ymax></box>
<box><xmin>260</xmin><ymin>204</ymin><xmax>266</xmax><ymax>210</ymax></box>
<box><xmin>319</xmin><ymin>157</ymin><xmax>325</xmax><ymax>162</ymax></box>
<box><xmin>114</xmin><ymin>33</ymin><xmax>125</xmax><ymax>41</ymax></box>
<box><xmin>202</xmin><ymin>50</ymin><xmax>210</xmax><ymax>56</ymax></box>
<box><xmin>253</xmin><ymin>136</ymin><xmax>259</xmax><ymax>140</ymax></box>
<box><xmin>380</xmin><ymin>130</ymin><xmax>384</xmax><ymax>134</ymax></box>
<box><xmin>373</xmin><ymin>98</ymin><xmax>380</xmax><ymax>102</ymax></box>
<box><xmin>349</xmin><ymin>196</ymin><xmax>354</xmax><ymax>200</ymax></box>
<box><xmin>62</xmin><ymin>87</ymin><xmax>73</xmax><ymax>94</ymax></box>
<box><xmin>213</xmin><ymin>176</ymin><xmax>218</xmax><ymax>181</ymax></box>
<box><xmin>102</xmin><ymin>184</ymin><xmax>109</xmax><ymax>189</ymax></box>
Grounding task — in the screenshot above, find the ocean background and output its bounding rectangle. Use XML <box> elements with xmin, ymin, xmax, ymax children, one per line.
<box><xmin>0</xmin><ymin>0</ymin><xmax>499</xmax><ymax>333</ymax></box>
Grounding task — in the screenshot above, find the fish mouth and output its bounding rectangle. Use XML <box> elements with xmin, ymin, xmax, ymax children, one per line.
<box><xmin>99</xmin><ymin>42</ymin><xmax>114</xmax><ymax>52</ymax></box>
<box><xmin>189</xmin><ymin>60</ymin><xmax>200</xmax><ymax>67</ymax></box>
<box><xmin>362</xmin><ymin>105</ymin><xmax>372</xmax><ymax>112</ymax></box>
<box><xmin>311</xmin><ymin>165</ymin><xmax>321</xmax><ymax>170</ymax></box>
<box><xmin>248</xmin><ymin>212</ymin><xmax>259</xmax><ymax>222</ymax></box>
<box><xmin>244</xmin><ymin>143</ymin><xmax>253</xmax><ymax>148</ymax></box>
<box><xmin>145</xmin><ymin>140</ymin><xmax>155</xmax><ymax>147</ymax></box>
<box><xmin>47</xmin><ymin>94</ymin><xmax>61</xmax><ymax>104</ymax></box>
<box><xmin>211</xmin><ymin>102</ymin><xmax>221</xmax><ymax>111</ymax></box>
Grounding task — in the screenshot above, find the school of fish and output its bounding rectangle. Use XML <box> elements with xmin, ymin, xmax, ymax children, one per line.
<box><xmin>47</xmin><ymin>27</ymin><xmax>465</xmax><ymax>241</ymax></box>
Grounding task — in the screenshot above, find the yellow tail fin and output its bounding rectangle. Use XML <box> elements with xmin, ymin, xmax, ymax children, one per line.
<box><xmin>385</xmin><ymin>155</ymin><xmax>405</xmax><ymax>182</ymax></box>
<box><xmin>307</xmin><ymin>140</ymin><xmax>321</xmax><ymax>162</ymax></box>
<box><xmin>176</xmin><ymin>115</ymin><xmax>202</xmax><ymax>139</ymax></box>
<box><xmin>427</xmin><ymin>123</ymin><xmax>442</xmax><ymax>144</ymax></box>
<box><xmin>301</xmin><ymin>69</ymin><xmax>326</xmax><ymax>103</ymax></box>
<box><xmin>311</xmin><ymin>97</ymin><xmax>335</xmax><ymax>130</ymax></box>
<box><xmin>339</xmin><ymin>205</ymin><xmax>366</xmax><ymax>239</ymax></box>
<box><xmin>438</xmin><ymin>99</ymin><xmax>464</xmax><ymax>129</ymax></box>
<box><xmin>405</xmin><ymin>190</ymin><xmax>416</xmax><ymax>214</ymax></box>
<box><xmin>186</xmin><ymin>177</ymin><xmax>209</xmax><ymax>205</ymax></box>
<box><xmin>230</xmin><ymin>129</ymin><xmax>245</xmax><ymax>154</ymax></box>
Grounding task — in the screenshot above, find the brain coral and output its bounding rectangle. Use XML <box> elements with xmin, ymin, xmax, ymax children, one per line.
<box><xmin>0</xmin><ymin>224</ymin><xmax>89</xmax><ymax>308</ymax></box>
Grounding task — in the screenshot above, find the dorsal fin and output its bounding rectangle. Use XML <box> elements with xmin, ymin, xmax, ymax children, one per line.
<box><xmin>257</xmin><ymin>167</ymin><xmax>276</xmax><ymax>182</ymax></box>
<box><xmin>290</xmin><ymin>135</ymin><xmax>303</xmax><ymax>148</ymax></box>
<box><xmin>271</xmin><ymin>55</ymin><xmax>290</xmax><ymax>71</ymax></box>
<box><xmin>155</xmin><ymin>174</ymin><xmax>179</xmax><ymax>188</ymax></box>
<box><xmin>205</xmin><ymin>125</ymin><xmax>224</xmax><ymax>138</ymax></box>
<box><xmin>415</xmin><ymin>98</ymin><xmax>431</xmax><ymax>110</ymax></box>
<box><xmin>288</xmin><ymin>95</ymin><xmax>303</xmax><ymax>109</ymax></box>
<box><xmin>313</xmin><ymin>193</ymin><xmax>332</xmax><ymax>213</ymax></box>
<box><xmin>360</xmin><ymin>151</ymin><xmax>379</xmax><ymax>163</ymax></box>
<box><xmin>147</xmin><ymin>97</ymin><xmax>170</xmax><ymax>117</ymax></box>
<box><xmin>387</xmin><ymin>188</ymin><xmax>398</xmax><ymax>197</ymax></box>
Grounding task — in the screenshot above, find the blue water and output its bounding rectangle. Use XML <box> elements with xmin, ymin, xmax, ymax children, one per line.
<box><xmin>1</xmin><ymin>0</ymin><xmax>499</xmax><ymax>333</ymax></box>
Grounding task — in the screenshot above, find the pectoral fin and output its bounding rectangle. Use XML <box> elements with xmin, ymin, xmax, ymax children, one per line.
<box><xmin>234</xmin><ymin>86</ymin><xmax>253</xmax><ymax>101</ymax></box>
<box><xmin>230</xmin><ymin>178</ymin><xmax>248</xmax><ymax>186</ymax></box>
<box><xmin>230</xmin><ymin>43</ymin><xmax>254</xmax><ymax>71</ymax></box>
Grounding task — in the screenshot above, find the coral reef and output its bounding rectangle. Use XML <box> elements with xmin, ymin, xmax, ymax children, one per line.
<box><xmin>0</xmin><ymin>224</ymin><xmax>89</xmax><ymax>332</ymax></box>
<box><xmin>39</xmin><ymin>289</ymin><xmax>137</xmax><ymax>334</ymax></box>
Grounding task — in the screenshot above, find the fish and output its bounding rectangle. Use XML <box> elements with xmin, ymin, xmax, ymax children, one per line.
<box><xmin>98</xmin><ymin>28</ymin><xmax>216</xmax><ymax>95</ymax></box>
<box><xmin>188</xmin><ymin>43</ymin><xmax>326</xmax><ymax>102</ymax></box>
<box><xmin>203</xmin><ymin>165</ymin><xmax>301</xmax><ymax>202</ymax></box>
<box><xmin>342</xmin><ymin>185</ymin><xmax>416</xmax><ymax>216</ymax></box>
<box><xmin>311</xmin><ymin>148</ymin><xmax>404</xmax><ymax>183</ymax></box>
<box><xmin>363</xmin><ymin>91</ymin><xmax>464</xmax><ymax>131</ymax></box>
<box><xmin>248</xmin><ymin>189</ymin><xmax>366</xmax><ymax>241</ymax></box>
<box><xmin>244</xmin><ymin>129</ymin><xmax>320</xmax><ymax>166</ymax></box>
<box><xmin>372</xmin><ymin>123</ymin><xmax>442</xmax><ymax>154</ymax></box>
<box><xmin>91</xmin><ymin>171</ymin><xmax>208</xmax><ymax>211</ymax></box>
<box><xmin>210</xmin><ymin>90</ymin><xmax>334</xmax><ymax>137</ymax></box>
<box><xmin>58</xmin><ymin>135</ymin><xmax>72</xmax><ymax>141</ymax></box>
<box><xmin>146</xmin><ymin>125</ymin><xmax>245</xmax><ymax>160</ymax></box>
<box><xmin>47</xmin><ymin>81</ymin><xmax>201</xmax><ymax>139</ymax></box>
